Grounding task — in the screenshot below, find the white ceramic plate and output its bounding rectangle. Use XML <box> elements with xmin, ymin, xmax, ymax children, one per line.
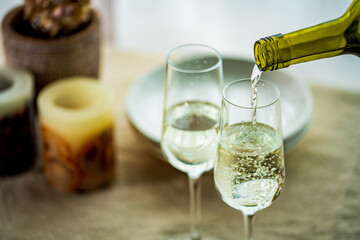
<box><xmin>126</xmin><ymin>57</ymin><xmax>313</xmax><ymax>154</ymax></box>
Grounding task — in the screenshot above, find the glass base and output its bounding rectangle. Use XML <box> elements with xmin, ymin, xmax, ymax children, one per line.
<box><xmin>167</xmin><ymin>233</ymin><xmax>226</xmax><ymax>240</ymax></box>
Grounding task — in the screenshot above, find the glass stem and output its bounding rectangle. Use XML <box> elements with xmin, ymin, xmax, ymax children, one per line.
<box><xmin>188</xmin><ymin>175</ymin><xmax>202</xmax><ymax>240</ymax></box>
<box><xmin>243</xmin><ymin>214</ymin><xmax>254</xmax><ymax>240</ymax></box>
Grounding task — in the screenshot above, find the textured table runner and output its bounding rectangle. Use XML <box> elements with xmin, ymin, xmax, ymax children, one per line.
<box><xmin>0</xmin><ymin>46</ymin><xmax>360</xmax><ymax>240</ymax></box>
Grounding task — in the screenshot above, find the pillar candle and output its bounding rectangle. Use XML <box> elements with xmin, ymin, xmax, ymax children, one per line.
<box><xmin>37</xmin><ymin>77</ymin><xmax>115</xmax><ymax>192</ymax></box>
<box><xmin>0</xmin><ymin>67</ymin><xmax>36</xmax><ymax>176</ymax></box>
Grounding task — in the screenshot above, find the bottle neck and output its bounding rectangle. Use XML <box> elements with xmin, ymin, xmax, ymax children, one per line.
<box><xmin>254</xmin><ymin>0</ymin><xmax>360</xmax><ymax>71</ymax></box>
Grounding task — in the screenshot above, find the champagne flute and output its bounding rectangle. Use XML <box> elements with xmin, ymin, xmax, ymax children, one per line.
<box><xmin>161</xmin><ymin>44</ymin><xmax>224</xmax><ymax>240</ymax></box>
<box><xmin>214</xmin><ymin>79</ymin><xmax>285</xmax><ymax>240</ymax></box>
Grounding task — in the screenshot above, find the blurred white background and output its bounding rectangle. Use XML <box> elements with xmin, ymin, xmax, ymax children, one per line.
<box><xmin>1</xmin><ymin>0</ymin><xmax>359</xmax><ymax>90</ymax></box>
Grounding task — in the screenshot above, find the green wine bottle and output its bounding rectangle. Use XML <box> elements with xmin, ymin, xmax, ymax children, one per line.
<box><xmin>254</xmin><ymin>0</ymin><xmax>360</xmax><ymax>71</ymax></box>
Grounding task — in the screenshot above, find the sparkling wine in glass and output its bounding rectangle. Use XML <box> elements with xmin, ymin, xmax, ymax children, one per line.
<box><xmin>214</xmin><ymin>79</ymin><xmax>285</xmax><ymax>240</ymax></box>
<box><xmin>161</xmin><ymin>44</ymin><xmax>224</xmax><ymax>240</ymax></box>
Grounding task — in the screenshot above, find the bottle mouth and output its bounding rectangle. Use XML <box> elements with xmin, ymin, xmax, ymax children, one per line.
<box><xmin>254</xmin><ymin>40</ymin><xmax>268</xmax><ymax>71</ymax></box>
<box><xmin>254</xmin><ymin>34</ymin><xmax>290</xmax><ymax>71</ymax></box>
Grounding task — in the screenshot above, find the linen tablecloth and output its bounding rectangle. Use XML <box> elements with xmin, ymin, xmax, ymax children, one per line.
<box><xmin>0</xmin><ymin>46</ymin><xmax>359</xmax><ymax>240</ymax></box>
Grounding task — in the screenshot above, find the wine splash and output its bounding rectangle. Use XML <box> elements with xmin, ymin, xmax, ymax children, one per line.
<box><xmin>250</xmin><ymin>65</ymin><xmax>262</xmax><ymax>124</ymax></box>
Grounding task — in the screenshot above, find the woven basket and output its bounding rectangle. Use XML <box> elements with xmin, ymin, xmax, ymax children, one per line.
<box><xmin>1</xmin><ymin>6</ymin><xmax>100</xmax><ymax>96</ymax></box>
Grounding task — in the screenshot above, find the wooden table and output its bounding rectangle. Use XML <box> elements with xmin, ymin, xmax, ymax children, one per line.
<box><xmin>0</xmin><ymin>46</ymin><xmax>360</xmax><ymax>240</ymax></box>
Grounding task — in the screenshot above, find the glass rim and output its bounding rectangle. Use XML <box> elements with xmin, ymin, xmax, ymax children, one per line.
<box><xmin>166</xmin><ymin>43</ymin><xmax>222</xmax><ymax>73</ymax></box>
<box><xmin>223</xmin><ymin>78</ymin><xmax>280</xmax><ymax>109</ymax></box>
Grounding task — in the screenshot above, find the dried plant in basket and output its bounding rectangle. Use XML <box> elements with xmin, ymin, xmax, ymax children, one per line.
<box><xmin>23</xmin><ymin>0</ymin><xmax>92</xmax><ymax>38</ymax></box>
<box><xmin>1</xmin><ymin>0</ymin><xmax>100</xmax><ymax>96</ymax></box>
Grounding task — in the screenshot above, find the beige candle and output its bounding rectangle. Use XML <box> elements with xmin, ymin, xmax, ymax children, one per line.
<box><xmin>37</xmin><ymin>77</ymin><xmax>115</xmax><ymax>192</ymax></box>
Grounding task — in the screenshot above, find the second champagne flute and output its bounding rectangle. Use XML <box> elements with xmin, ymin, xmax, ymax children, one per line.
<box><xmin>161</xmin><ymin>44</ymin><xmax>224</xmax><ymax>240</ymax></box>
<box><xmin>214</xmin><ymin>79</ymin><xmax>285</xmax><ymax>240</ymax></box>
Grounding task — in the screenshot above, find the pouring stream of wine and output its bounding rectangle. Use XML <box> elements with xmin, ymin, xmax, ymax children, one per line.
<box><xmin>250</xmin><ymin>65</ymin><xmax>262</xmax><ymax>124</ymax></box>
